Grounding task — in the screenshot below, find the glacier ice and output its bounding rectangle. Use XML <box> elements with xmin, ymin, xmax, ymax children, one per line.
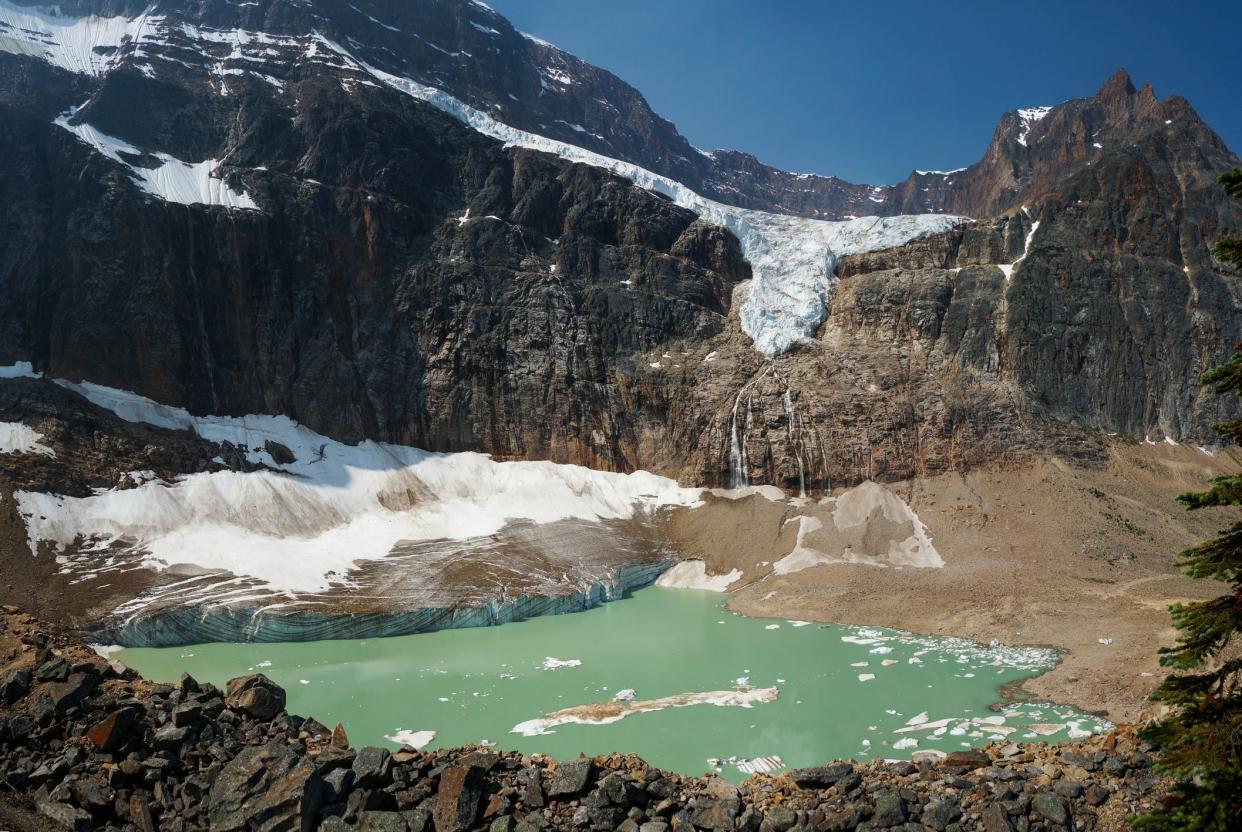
<box><xmin>8</xmin><ymin>0</ymin><xmax>970</xmax><ymax>356</ymax></box>
<box><xmin>16</xmin><ymin>377</ymin><xmax>702</xmax><ymax>596</ymax></box>
<box><xmin>341</xmin><ymin>46</ymin><xmax>969</xmax><ymax>357</ymax></box>
<box><xmin>0</xmin><ymin>0</ymin><xmax>157</xmax><ymax>76</ymax></box>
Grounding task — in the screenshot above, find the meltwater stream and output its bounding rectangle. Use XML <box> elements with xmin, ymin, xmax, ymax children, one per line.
<box><xmin>116</xmin><ymin>588</ymin><xmax>1110</xmax><ymax>781</ymax></box>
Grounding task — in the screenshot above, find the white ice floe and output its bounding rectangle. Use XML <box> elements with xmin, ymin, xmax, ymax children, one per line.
<box><xmin>655</xmin><ymin>560</ymin><xmax>741</xmax><ymax>592</ymax></box>
<box><xmin>54</xmin><ymin>111</ymin><xmax>259</xmax><ymax>210</ymax></box>
<box><xmin>511</xmin><ymin>686</ymin><xmax>778</xmax><ymax>736</ymax></box>
<box><xmin>0</xmin><ymin>423</ymin><xmax>54</xmax><ymax>457</ymax></box>
<box><xmin>613</xmin><ymin>689</ymin><xmax>636</xmax><ymax>702</ymax></box>
<box><xmin>732</xmin><ymin>755</ymin><xmax>784</xmax><ymax>775</ymax></box>
<box><xmin>15</xmin><ymin>378</ymin><xmax>702</xmax><ymax>596</ymax></box>
<box><xmin>892</xmin><ymin>737</ymin><xmax>918</xmax><ymax>750</ymax></box>
<box><xmin>541</xmin><ymin>658</ymin><xmax>582</xmax><ymax>670</ymax></box>
<box><xmin>385</xmin><ymin>729</ymin><xmax>436</xmax><ymax>749</ymax></box>
<box><xmin>858</xmin><ymin>673</ymin><xmax>875</xmax><ymax>682</ymax></box>
<box><xmin>0</xmin><ymin>0</ymin><xmax>156</xmax><ymax>76</ymax></box>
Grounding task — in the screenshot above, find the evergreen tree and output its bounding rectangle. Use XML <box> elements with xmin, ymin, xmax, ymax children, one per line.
<box><xmin>1135</xmin><ymin>169</ymin><xmax>1242</xmax><ymax>832</ymax></box>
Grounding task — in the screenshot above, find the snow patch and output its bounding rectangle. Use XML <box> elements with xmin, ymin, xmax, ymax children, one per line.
<box><xmin>0</xmin><ymin>361</ymin><xmax>40</xmax><ymax>379</ymax></box>
<box><xmin>54</xmin><ymin>111</ymin><xmax>258</xmax><ymax>210</ymax></box>
<box><xmin>772</xmin><ymin>481</ymin><xmax>942</xmax><ymax>574</ymax></box>
<box><xmin>0</xmin><ymin>423</ymin><xmax>55</xmax><ymax>457</ymax></box>
<box><xmin>1016</xmin><ymin>106</ymin><xmax>1052</xmax><ymax>146</ymax></box>
<box><xmin>655</xmin><ymin>560</ymin><xmax>741</xmax><ymax>592</ymax></box>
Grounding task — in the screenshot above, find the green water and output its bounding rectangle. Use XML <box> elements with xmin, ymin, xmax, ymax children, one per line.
<box><xmin>117</xmin><ymin>588</ymin><xmax>1110</xmax><ymax>780</ymax></box>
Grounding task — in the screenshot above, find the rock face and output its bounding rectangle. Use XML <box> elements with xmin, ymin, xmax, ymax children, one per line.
<box><xmin>0</xmin><ymin>0</ymin><xmax>1238</xmax><ymax>495</ymax></box>
<box><xmin>0</xmin><ymin>607</ymin><xmax>1175</xmax><ymax>832</ymax></box>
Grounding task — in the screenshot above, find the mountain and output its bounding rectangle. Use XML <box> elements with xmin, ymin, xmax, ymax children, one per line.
<box><xmin>0</xmin><ymin>0</ymin><xmax>1240</xmax><ymax>494</ymax></box>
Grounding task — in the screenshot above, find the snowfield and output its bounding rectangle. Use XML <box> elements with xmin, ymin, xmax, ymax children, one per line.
<box><xmin>14</xmin><ymin>374</ymin><xmax>703</xmax><ymax>596</ymax></box>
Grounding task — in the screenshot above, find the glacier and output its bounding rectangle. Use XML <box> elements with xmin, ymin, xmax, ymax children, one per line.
<box><xmin>342</xmin><ymin>48</ymin><xmax>968</xmax><ymax>357</ymax></box>
<box><xmin>7</xmin><ymin>2</ymin><xmax>969</xmax><ymax>354</ymax></box>
<box><xmin>16</xmin><ymin>375</ymin><xmax>702</xmax><ymax>597</ymax></box>
<box><xmin>0</xmin><ymin>0</ymin><xmax>156</xmax><ymax>76</ymax></box>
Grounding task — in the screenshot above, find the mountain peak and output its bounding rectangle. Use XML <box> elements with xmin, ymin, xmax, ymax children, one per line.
<box><xmin>1094</xmin><ymin>67</ymin><xmax>1137</xmax><ymax>100</ymax></box>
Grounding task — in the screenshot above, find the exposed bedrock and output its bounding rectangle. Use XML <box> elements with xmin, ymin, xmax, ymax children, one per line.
<box><xmin>1</xmin><ymin>29</ymin><xmax>1240</xmax><ymax>491</ymax></box>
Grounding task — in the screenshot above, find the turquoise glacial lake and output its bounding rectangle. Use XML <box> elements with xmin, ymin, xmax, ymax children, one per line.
<box><xmin>116</xmin><ymin>587</ymin><xmax>1109</xmax><ymax>780</ymax></box>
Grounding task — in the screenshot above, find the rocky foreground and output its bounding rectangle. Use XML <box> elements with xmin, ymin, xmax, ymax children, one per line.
<box><xmin>0</xmin><ymin>609</ymin><xmax>1168</xmax><ymax>832</ymax></box>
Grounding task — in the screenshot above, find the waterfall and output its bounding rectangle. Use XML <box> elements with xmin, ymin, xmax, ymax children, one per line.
<box><xmin>728</xmin><ymin>366</ymin><xmax>773</xmax><ymax>488</ymax></box>
<box><xmin>728</xmin><ymin>386</ymin><xmax>750</xmax><ymax>488</ymax></box>
<box><xmin>783</xmin><ymin>387</ymin><xmax>807</xmax><ymax>498</ymax></box>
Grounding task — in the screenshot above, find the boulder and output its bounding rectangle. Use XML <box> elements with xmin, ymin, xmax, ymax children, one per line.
<box><xmin>690</xmin><ymin>795</ymin><xmax>739</xmax><ymax>831</ymax></box>
<box><xmin>224</xmin><ymin>674</ymin><xmax>286</xmax><ymax>721</ymax></box>
<box><xmin>548</xmin><ymin>757</ymin><xmax>594</xmax><ymax>796</ymax></box>
<box><xmin>39</xmin><ymin>801</ymin><xmax>92</xmax><ymax>832</ymax></box>
<box><xmin>46</xmin><ymin>673</ymin><xmax>98</xmax><ymax>716</ymax></box>
<box><xmin>763</xmin><ymin>805</ymin><xmax>797</xmax><ymax>832</ymax></box>
<box><xmin>789</xmin><ymin>761</ymin><xmax>854</xmax><ymax>788</ymax></box>
<box><xmin>942</xmin><ymin>749</ymin><xmax>991</xmax><ymax>774</ymax></box>
<box><xmin>360</xmin><ymin>811</ymin><xmax>409</xmax><ymax>832</ymax></box>
<box><xmin>207</xmin><ymin>743</ymin><xmax>323</xmax><ymax>832</ymax></box>
<box><xmin>871</xmin><ymin>791</ymin><xmax>907</xmax><ymax>827</ymax></box>
<box><xmin>86</xmin><ymin>706</ymin><xmax>141</xmax><ymax>752</ymax></box>
<box><xmin>981</xmin><ymin>803</ymin><xmax>1015</xmax><ymax>832</ymax></box>
<box><xmin>433</xmin><ymin>765</ymin><xmax>485</xmax><ymax>832</ymax></box>
<box><xmin>921</xmin><ymin>798</ymin><xmax>961</xmax><ymax>830</ymax></box>
<box><xmin>0</xmin><ymin>668</ymin><xmax>30</xmax><ymax>704</ymax></box>
<box><xmin>1032</xmin><ymin>792</ymin><xmax>1071</xmax><ymax>826</ymax></box>
<box><xmin>353</xmin><ymin>746</ymin><xmax>393</xmax><ymax>789</ymax></box>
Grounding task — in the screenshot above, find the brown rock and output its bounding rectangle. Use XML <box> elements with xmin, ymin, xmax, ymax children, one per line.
<box><xmin>86</xmin><ymin>707</ymin><xmax>140</xmax><ymax>752</ymax></box>
<box><xmin>434</xmin><ymin>765</ymin><xmax>485</xmax><ymax>832</ymax></box>
<box><xmin>224</xmin><ymin>673</ymin><xmax>286</xmax><ymax>720</ymax></box>
<box><xmin>942</xmin><ymin>749</ymin><xmax>991</xmax><ymax>774</ymax></box>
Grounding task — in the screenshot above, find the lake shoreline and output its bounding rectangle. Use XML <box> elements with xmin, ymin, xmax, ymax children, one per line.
<box><xmin>0</xmin><ymin>606</ymin><xmax>1169</xmax><ymax>832</ymax></box>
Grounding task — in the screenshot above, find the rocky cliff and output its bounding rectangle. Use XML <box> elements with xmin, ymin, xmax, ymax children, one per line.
<box><xmin>0</xmin><ymin>0</ymin><xmax>1239</xmax><ymax>492</ymax></box>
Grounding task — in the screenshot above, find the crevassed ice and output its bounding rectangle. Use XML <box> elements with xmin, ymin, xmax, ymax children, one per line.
<box><xmin>16</xmin><ymin>377</ymin><xmax>702</xmax><ymax>595</ymax></box>
<box><xmin>10</xmin><ymin>0</ymin><xmax>969</xmax><ymax>356</ymax></box>
<box><xmin>0</xmin><ymin>0</ymin><xmax>157</xmax><ymax>76</ymax></box>
<box><xmin>321</xmin><ymin>44</ymin><xmax>970</xmax><ymax>358</ymax></box>
<box><xmin>54</xmin><ymin>111</ymin><xmax>259</xmax><ymax>210</ymax></box>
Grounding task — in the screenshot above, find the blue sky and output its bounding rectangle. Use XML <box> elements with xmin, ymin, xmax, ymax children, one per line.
<box><xmin>486</xmin><ymin>0</ymin><xmax>1242</xmax><ymax>185</ymax></box>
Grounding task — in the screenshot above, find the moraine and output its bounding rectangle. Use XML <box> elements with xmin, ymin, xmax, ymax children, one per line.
<box><xmin>115</xmin><ymin>587</ymin><xmax>1111</xmax><ymax>782</ymax></box>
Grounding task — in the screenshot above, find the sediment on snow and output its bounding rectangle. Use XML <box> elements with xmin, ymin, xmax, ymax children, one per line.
<box><xmin>1</xmin><ymin>607</ymin><xmax>1169</xmax><ymax>832</ymax></box>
